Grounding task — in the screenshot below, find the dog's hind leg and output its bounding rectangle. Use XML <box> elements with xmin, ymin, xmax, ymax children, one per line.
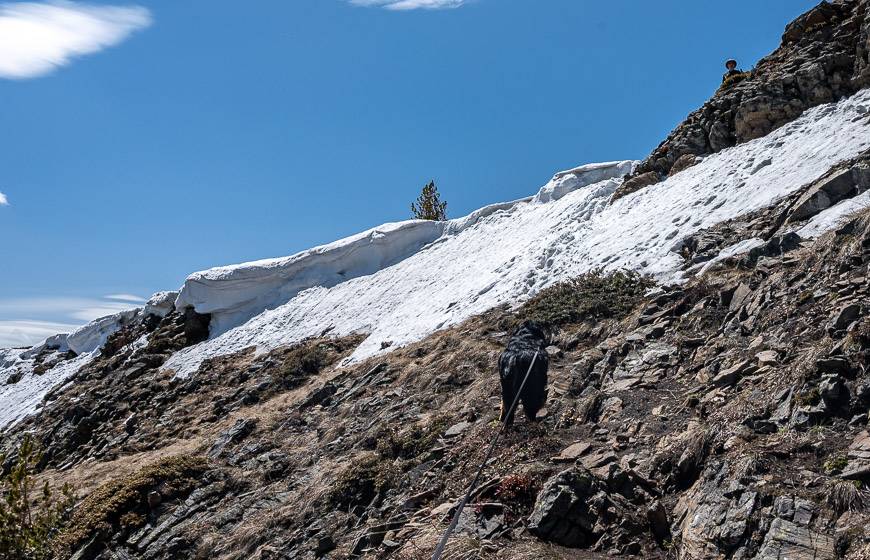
<box><xmin>500</xmin><ymin>394</ymin><xmax>517</xmax><ymax>427</ymax></box>
<box><xmin>500</xmin><ymin>378</ymin><xmax>517</xmax><ymax>427</ymax></box>
<box><xmin>520</xmin><ymin>365</ymin><xmax>548</xmax><ymax>422</ymax></box>
<box><xmin>521</xmin><ymin>397</ymin><xmax>542</xmax><ymax>422</ymax></box>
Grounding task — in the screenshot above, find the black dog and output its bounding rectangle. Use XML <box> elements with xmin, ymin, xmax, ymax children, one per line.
<box><xmin>498</xmin><ymin>321</ymin><xmax>549</xmax><ymax>426</ymax></box>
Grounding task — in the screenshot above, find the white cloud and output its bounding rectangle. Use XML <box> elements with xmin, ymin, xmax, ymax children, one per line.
<box><xmin>0</xmin><ymin>295</ymin><xmax>143</xmax><ymax>348</ymax></box>
<box><xmin>0</xmin><ymin>192</ymin><xmax>6</xmax><ymax>205</ymax></box>
<box><xmin>104</xmin><ymin>293</ymin><xmax>146</xmax><ymax>303</ymax></box>
<box><xmin>0</xmin><ymin>295</ymin><xmax>140</xmax><ymax>322</ymax></box>
<box><xmin>349</xmin><ymin>0</ymin><xmax>467</xmax><ymax>10</ymax></box>
<box><xmin>0</xmin><ymin>320</ymin><xmax>79</xmax><ymax>348</ymax></box>
<box><xmin>68</xmin><ymin>303</ymin><xmax>136</xmax><ymax>322</ymax></box>
<box><xmin>0</xmin><ymin>1</ymin><xmax>152</xmax><ymax>80</ymax></box>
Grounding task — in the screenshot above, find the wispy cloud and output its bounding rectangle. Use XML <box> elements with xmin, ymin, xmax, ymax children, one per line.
<box><xmin>349</xmin><ymin>0</ymin><xmax>468</xmax><ymax>10</ymax></box>
<box><xmin>0</xmin><ymin>192</ymin><xmax>6</xmax><ymax>205</ymax></box>
<box><xmin>0</xmin><ymin>1</ymin><xmax>152</xmax><ymax>80</ymax></box>
<box><xmin>104</xmin><ymin>293</ymin><xmax>146</xmax><ymax>303</ymax></box>
<box><xmin>0</xmin><ymin>320</ymin><xmax>79</xmax><ymax>348</ymax></box>
<box><xmin>0</xmin><ymin>295</ymin><xmax>143</xmax><ymax>348</ymax></box>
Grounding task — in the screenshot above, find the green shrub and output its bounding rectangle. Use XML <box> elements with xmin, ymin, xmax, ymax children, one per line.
<box><xmin>54</xmin><ymin>455</ymin><xmax>208</xmax><ymax>558</ymax></box>
<box><xmin>518</xmin><ymin>269</ymin><xmax>654</xmax><ymax>327</ymax></box>
<box><xmin>0</xmin><ymin>435</ymin><xmax>75</xmax><ymax>560</ymax></box>
<box><xmin>826</xmin><ymin>479</ymin><xmax>869</xmax><ymax>514</ymax></box>
<box><xmin>276</xmin><ymin>337</ymin><xmax>362</xmax><ymax>389</ymax></box>
<box><xmin>824</xmin><ymin>455</ymin><xmax>849</xmax><ymax>475</ymax></box>
<box><xmin>279</xmin><ymin>346</ymin><xmax>327</xmax><ymax>386</ymax></box>
<box><xmin>411</xmin><ymin>180</ymin><xmax>448</xmax><ymax>221</ymax></box>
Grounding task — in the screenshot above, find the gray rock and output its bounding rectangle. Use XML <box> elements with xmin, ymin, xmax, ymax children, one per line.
<box><xmin>528</xmin><ymin>466</ymin><xmax>639</xmax><ymax>549</ymax></box>
<box><xmin>444</xmin><ymin>421</ymin><xmax>472</xmax><ymax>438</ymax></box>
<box><xmin>712</xmin><ymin>360</ymin><xmax>754</xmax><ymax>388</ymax></box>
<box><xmin>754</xmin><ymin>518</ymin><xmax>834</xmax><ymax>560</ymax></box>
<box><xmin>789</xmin><ymin>168</ymin><xmax>859</xmax><ymax>222</ymax></box>
<box><xmin>830</xmin><ymin>303</ymin><xmax>862</xmax><ymax>332</ymax></box>
<box><xmin>208</xmin><ymin>418</ymin><xmax>256</xmax><ymax>459</ymax></box>
<box><xmin>790</xmin><ymin>405</ymin><xmax>826</xmax><ymax>429</ymax></box>
<box><xmin>669</xmin><ymin>153</ymin><xmax>700</xmax><ymax>176</ymax></box>
<box><xmin>745</xmin><ymin>233</ymin><xmax>803</xmax><ymax>265</ymax></box>
<box><xmin>820</xmin><ymin>375</ymin><xmax>849</xmax><ymax>409</ymax></box>
<box><xmin>730</xmin><ymin>284</ymin><xmax>753</xmax><ymax>312</ymax></box>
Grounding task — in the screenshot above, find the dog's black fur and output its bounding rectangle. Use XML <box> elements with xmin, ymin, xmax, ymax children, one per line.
<box><xmin>498</xmin><ymin>321</ymin><xmax>549</xmax><ymax>426</ymax></box>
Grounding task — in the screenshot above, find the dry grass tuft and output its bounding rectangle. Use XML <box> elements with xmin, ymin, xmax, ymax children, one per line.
<box><xmin>826</xmin><ymin>479</ymin><xmax>870</xmax><ymax>514</ymax></box>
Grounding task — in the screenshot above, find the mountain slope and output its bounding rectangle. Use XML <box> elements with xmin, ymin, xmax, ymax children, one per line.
<box><xmin>166</xmin><ymin>89</ymin><xmax>870</xmax><ymax>376</ymax></box>
<box><xmin>4</xmin><ymin>3</ymin><xmax>870</xmax><ymax>560</ymax></box>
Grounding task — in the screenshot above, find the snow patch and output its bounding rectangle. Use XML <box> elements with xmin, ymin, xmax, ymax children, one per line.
<box><xmin>163</xmin><ymin>89</ymin><xmax>870</xmax><ymax>377</ymax></box>
<box><xmin>145</xmin><ymin>291</ymin><xmax>178</xmax><ymax>319</ymax></box>
<box><xmin>66</xmin><ymin>308</ymin><xmax>140</xmax><ymax>354</ymax></box>
<box><xmin>797</xmin><ymin>191</ymin><xmax>870</xmax><ymax>238</ymax></box>
<box><xmin>175</xmin><ymin>220</ymin><xmax>446</xmax><ymax>337</ymax></box>
<box><xmin>0</xmin><ymin>350</ymin><xmax>96</xmax><ymax>429</ymax></box>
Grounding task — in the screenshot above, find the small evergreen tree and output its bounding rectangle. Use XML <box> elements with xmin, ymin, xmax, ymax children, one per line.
<box><xmin>0</xmin><ymin>435</ymin><xmax>74</xmax><ymax>560</ymax></box>
<box><xmin>411</xmin><ymin>180</ymin><xmax>448</xmax><ymax>221</ymax></box>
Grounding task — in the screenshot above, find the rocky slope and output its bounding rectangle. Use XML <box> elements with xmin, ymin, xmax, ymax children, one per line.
<box><xmin>618</xmin><ymin>0</ymin><xmax>870</xmax><ymax>199</ymax></box>
<box><xmin>3</xmin><ymin>2</ymin><xmax>870</xmax><ymax>560</ymax></box>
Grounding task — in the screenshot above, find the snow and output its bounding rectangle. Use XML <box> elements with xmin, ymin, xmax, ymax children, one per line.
<box><xmin>175</xmin><ymin>220</ymin><xmax>446</xmax><ymax>336</ymax></box>
<box><xmin>0</xmin><ymin>350</ymin><xmax>96</xmax><ymax>429</ymax></box>
<box><xmin>163</xmin><ymin>89</ymin><xmax>870</xmax><ymax>377</ymax></box>
<box><xmin>0</xmin><ymin>302</ymin><xmax>152</xmax><ymax>429</ymax></box>
<box><xmin>4</xmin><ymin>89</ymin><xmax>870</xmax><ymax>428</ymax></box>
<box><xmin>797</xmin><ymin>191</ymin><xmax>870</xmax><ymax>238</ymax></box>
<box><xmin>66</xmin><ymin>308</ymin><xmax>140</xmax><ymax>354</ymax></box>
<box><xmin>144</xmin><ymin>291</ymin><xmax>178</xmax><ymax>319</ymax></box>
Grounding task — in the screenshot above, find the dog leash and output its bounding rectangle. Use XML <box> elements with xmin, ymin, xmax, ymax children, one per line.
<box><xmin>430</xmin><ymin>351</ymin><xmax>540</xmax><ymax>560</ymax></box>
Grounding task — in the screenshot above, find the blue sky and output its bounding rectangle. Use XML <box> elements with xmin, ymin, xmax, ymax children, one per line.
<box><xmin>0</xmin><ymin>0</ymin><xmax>818</xmax><ymax>346</ymax></box>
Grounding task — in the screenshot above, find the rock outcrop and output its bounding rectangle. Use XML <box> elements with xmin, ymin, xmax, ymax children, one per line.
<box><xmin>5</xmin><ymin>3</ymin><xmax>870</xmax><ymax>560</ymax></box>
<box><xmin>631</xmin><ymin>0</ymin><xmax>870</xmax><ymax>188</ymax></box>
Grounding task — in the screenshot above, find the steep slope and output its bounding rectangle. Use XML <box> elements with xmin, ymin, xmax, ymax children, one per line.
<box><xmin>164</xmin><ymin>89</ymin><xmax>870</xmax><ymax>377</ymax></box>
<box><xmin>4</xmin><ymin>4</ymin><xmax>870</xmax><ymax>560</ymax></box>
<box><xmin>632</xmin><ymin>0</ymin><xmax>870</xmax><ymax>180</ymax></box>
<box><xmin>12</xmin><ymin>201</ymin><xmax>870</xmax><ymax>560</ymax></box>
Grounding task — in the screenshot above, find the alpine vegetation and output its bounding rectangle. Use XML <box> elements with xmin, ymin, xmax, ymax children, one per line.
<box><xmin>4</xmin><ymin>2</ymin><xmax>870</xmax><ymax>560</ymax></box>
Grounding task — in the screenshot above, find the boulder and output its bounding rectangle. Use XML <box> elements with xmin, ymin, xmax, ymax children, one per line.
<box><xmin>668</xmin><ymin>154</ymin><xmax>700</xmax><ymax>176</ymax></box>
<box><xmin>711</xmin><ymin>360</ymin><xmax>754</xmax><ymax>388</ymax></box>
<box><xmin>745</xmin><ymin>233</ymin><xmax>803</xmax><ymax>265</ymax></box>
<box><xmin>788</xmin><ymin>168</ymin><xmax>861</xmax><ymax>222</ymax></box>
<box><xmin>611</xmin><ymin>171</ymin><xmax>661</xmax><ymax>201</ymax></box>
<box><xmin>819</xmin><ymin>374</ymin><xmax>849</xmax><ymax>409</ymax></box>
<box><xmin>755</xmin><ymin>350</ymin><xmax>778</xmax><ymax>366</ymax></box>
<box><xmin>829</xmin><ymin>303</ymin><xmax>862</xmax><ymax>332</ymax></box>
<box><xmin>553</xmin><ymin>441</ymin><xmax>592</xmax><ymax>463</ymax></box>
<box><xmin>672</xmin><ymin>462</ymin><xmax>758</xmax><ymax>558</ymax></box>
<box><xmin>754</xmin><ymin>518</ymin><xmax>835</xmax><ymax>560</ymax></box>
<box><xmin>729</xmin><ymin>284</ymin><xmax>753</xmax><ymax>312</ymax></box>
<box><xmin>782</xmin><ymin>1</ymin><xmax>842</xmax><ymax>45</ymax></box>
<box><xmin>528</xmin><ymin>466</ymin><xmax>640</xmax><ymax>549</ymax></box>
<box><xmin>208</xmin><ymin>418</ymin><xmax>256</xmax><ymax>459</ymax></box>
<box><xmin>842</xmin><ymin>431</ymin><xmax>870</xmax><ymax>479</ymax></box>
